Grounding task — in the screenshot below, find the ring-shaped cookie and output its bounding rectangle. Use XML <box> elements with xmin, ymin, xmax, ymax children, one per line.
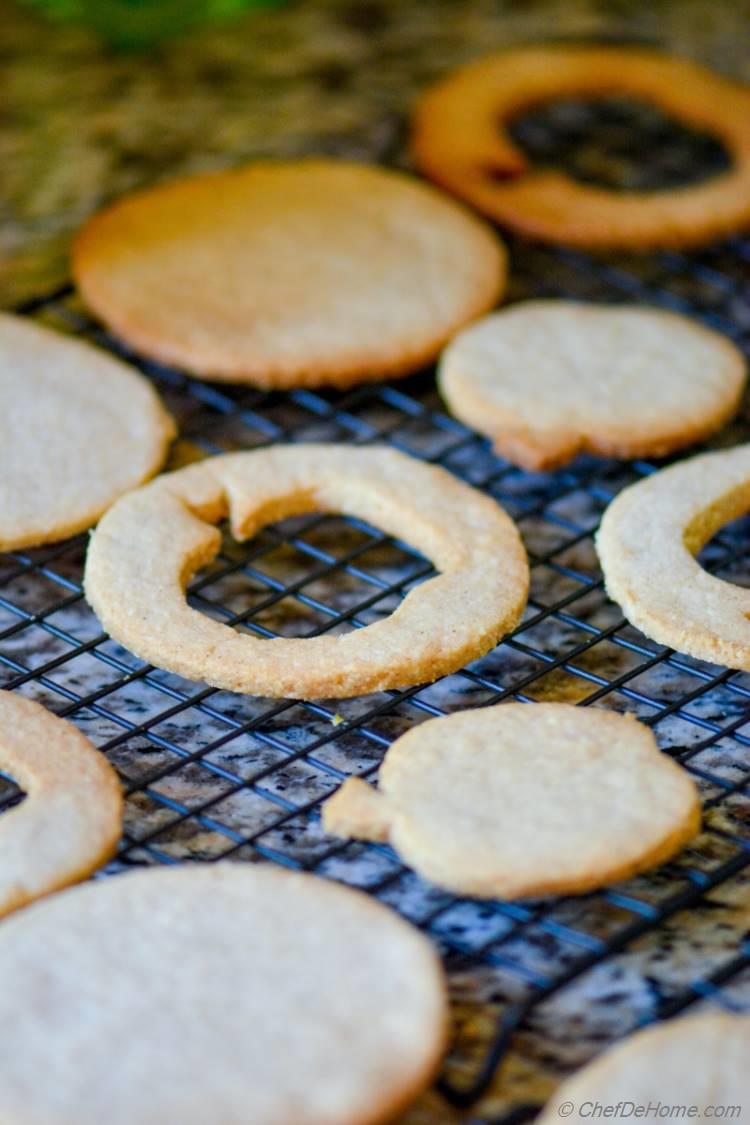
<box><xmin>84</xmin><ymin>446</ymin><xmax>529</xmax><ymax>699</ymax></box>
<box><xmin>412</xmin><ymin>46</ymin><xmax>750</xmax><ymax>250</ymax></box>
<box><xmin>0</xmin><ymin>691</ymin><xmax>122</xmax><ymax>917</ymax></box>
<box><xmin>597</xmin><ymin>444</ymin><xmax>750</xmax><ymax>669</ymax></box>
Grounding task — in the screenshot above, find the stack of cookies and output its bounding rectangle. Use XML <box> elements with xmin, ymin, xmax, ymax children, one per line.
<box><xmin>0</xmin><ymin>41</ymin><xmax>748</xmax><ymax>1125</ymax></box>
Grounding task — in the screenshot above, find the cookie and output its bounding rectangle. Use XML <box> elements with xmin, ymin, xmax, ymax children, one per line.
<box><xmin>72</xmin><ymin>159</ymin><xmax>506</xmax><ymax>389</ymax></box>
<box><xmin>323</xmin><ymin>703</ymin><xmax>701</xmax><ymax>898</ymax></box>
<box><xmin>438</xmin><ymin>302</ymin><xmax>746</xmax><ymax>470</ymax></box>
<box><xmin>84</xmin><ymin>445</ymin><xmax>529</xmax><ymax>700</ymax></box>
<box><xmin>0</xmin><ymin>313</ymin><xmax>175</xmax><ymax>551</ymax></box>
<box><xmin>598</xmin><ymin>443</ymin><xmax>750</xmax><ymax>670</ymax></box>
<box><xmin>0</xmin><ymin>690</ymin><xmax>122</xmax><ymax>918</ymax></box>
<box><xmin>412</xmin><ymin>46</ymin><xmax>750</xmax><ymax>250</ymax></box>
<box><xmin>539</xmin><ymin>1012</ymin><xmax>750</xmax><ymax>1125</ymax></box>
<box><xmin>0</xmin><ymin>863</ymin><xmax>448</xmax><ymax>1125</ymax></box>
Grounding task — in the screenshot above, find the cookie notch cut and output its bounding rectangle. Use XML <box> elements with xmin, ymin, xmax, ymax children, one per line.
<box><xmin>72</xmin><ymin>159</ymin><xmax>506</xmax><ymax>389</ymax></box>
<box><xmin>84</xmin><ymin>445</ymin><xmax>529</xmax><ymax>700</ymax></box>
<box><xmin>323</xmin><ymin>703</ymin><xmax>701</xmax><ymax>899</ymax></box>
<box><xmin>598</xmin><ymin>444</ymin><xmax>750</xmax><ymax>670</ymax></box>
<box><xmin>412</xmin><ymin>45</ymin><xmax>750</xmax><ymax>250</ymax></box>
<box><xmin>0</xmin><ymin>691</ymin><xmax>122</xmax><ymax>918</ymax></box>
<box><xmin>438</xmin><ymin>301</ymin><xmax>747</xmax><ymax>471</ymax></box>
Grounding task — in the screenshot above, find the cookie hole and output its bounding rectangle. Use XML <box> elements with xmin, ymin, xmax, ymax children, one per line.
<box><xmin>188</xmin><ymin>513</ymin><xmax>434</xmax><ymax>641</ymax></box>
<box><xmin>697</xmin><ymin>510</ymin><xmax>750</xmax><ymax>590</ymax></box>
<box><xmin>0</xmin><ymin>769</ymin><xmax>26</xmax><ymax>816</ymax></box>
<box><xmin>507</xmin><ymin>96</ymin><xmax>731</xmax><ymax>191</ymax></box>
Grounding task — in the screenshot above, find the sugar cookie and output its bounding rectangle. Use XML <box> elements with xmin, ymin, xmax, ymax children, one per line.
<box><xmin>412</xmin><ymin>46</ymin><xmax>750</xmax><ymax>250</ymax></box>
<box><xmin>598</xmin><ymin>444</ymin><xmax>750</xmax><ymax>670</ymax></box>
<box><xmin>0</xmin><ymin>863</ymin><xmax>448</xmax><ymax>1125</ymax></box>
<box><xmin>539</xmin><ymin>1013</ymin><xmax>750</xmax><ymax>1125</ymax></box>
<box><xmin>72</xmin><ymin>159</ymin><xmax>506</xmax><ymax>389</ymax></box>
<box><xmin>0</xmin><ymin>313</ymin><xmax>175</xmax><ymax>550</ymax></box>
<box><xmin>84</xmin><ymin>445</ymin><xmax>529</xmax><ymax>700</ymax></box>
<box><xmin>438</xmin><ymin>302</ymin><xmax>746</xmax><ymax>470</ymax></box>
<box><xmin>323</xmin><ymin>703</ymin><xmax>700</xmax><ymax>898</ymax></box>
<box><xmin>0</xmin><ymin>690</ymin><xmax>122</xmax><ymax>917</ymax></box>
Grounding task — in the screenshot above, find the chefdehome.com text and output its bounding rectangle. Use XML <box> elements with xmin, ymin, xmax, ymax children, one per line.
<box><xmin>557</xmin><ymin>1102</ymin><xmax>742</xmax><ymax>1119</ymax></box>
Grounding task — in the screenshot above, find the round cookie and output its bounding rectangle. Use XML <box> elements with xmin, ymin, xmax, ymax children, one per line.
<box><xmin>597</xmin><ymin>443</ymin><xmax>750</xmax><ymax>670</ymax></box>
<box><xmin>72</xmin><ymin>159</ymin><xmax>506</xmax><ymax>389</ymax></box>
<box><xmin>0</xmin><ymin>313</ymin><xmax>175</xmax><ymax>550</ymax></box>
<box><xmin>539</xmin><ymin>1012</ymin><xmax>750</xmax><ymax>1125</ymax></box>
<box><xmin>438</xmin><ymin>302</ymin><xmax>746</xmax><ymax>470</ymax></box>
<box><xmin>0</xmin><ymin>690</ymin><xmax>122</xmax><ymax>917</ymax></box>
<box><xmin>323</xmin><ymin>703</ymin><xmax>701</xmax><ymax>898</ymax></box>
<box><xmin>84</xmin><ymin>445</ymin><xmax>529</xmax><ymax>700</ymax></box>
<box><xmin>0</xmin><ymin>863</ymin><xmax>448</xmax><ymax>1125</ymax></box>
<box><xmin>412</xmin><ymin>46</ymin><xmax>750</xmax><ymax>250</ymax></box>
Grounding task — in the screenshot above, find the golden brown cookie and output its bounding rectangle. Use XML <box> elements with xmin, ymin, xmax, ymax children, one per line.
<box><xmin>84</xmin><ymin>445</ymin><xmax>528</xmax><ymax>699</ymax></box>
<box><xmin>412</xmin><ymin>46</ymin><xmax>750</xmax><ymax>250</ymax></box>
<box><xmin>323</xmin><ymin>703</ymin><xmax>700</xmax><ymax>898</ymax></box>
<box><xmin>0</xmin><ymin>312</ymin><xmax>175</xmax><ymax>550</ymax></box>
<box><xmin>0</xmin><ymin>690</ymin><xmax>122</xmax><ymax>918</ymax></box>
<box><xmin>438</xmin><ymin>302</ymin><xmax>746</xmax><ymax>470</ymax></box>
<box><xmin>72</xmin><ymin>159</ymin><xmax>506</xmax><ymax>389</ymax></box>
<box><xmin>539</xmin><ymin>1012</ymin><xmax>750</xmax><ymax>1125</ymax></box>
<box><xmin>598</xmin><ymin>443</ymin><xmax>750</xmax><ymax>670</ymax></box>
<box><xmin>0</xmin><ymin>863</ymin><xmax>448</xmax><ymax>1125</ymax></box>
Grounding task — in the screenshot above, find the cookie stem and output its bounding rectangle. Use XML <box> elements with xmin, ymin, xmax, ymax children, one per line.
<box><xmin>322</xmin><ymin>778</ymin><xmax>391</xmax><ymax>842</ymax></box>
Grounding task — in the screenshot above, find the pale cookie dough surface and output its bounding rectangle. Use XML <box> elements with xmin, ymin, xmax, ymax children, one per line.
<box><xmin>0</xmin><ymin>863</ymin><xmax>448</xmax><ymax>1125</ymax></box>
<box><xmin>72</xmin><ymin>159</ymin><xmax>506</xmax><ymax>389</ymax></box>
<box><xmin>412</xmin><ymin>46</ymin><xmax>750</xmax><ymax>251</ymax></box>
<box><xmin>438</xmin><ymin>302</ymin><xmax>746</xmax><ymax>471</ymax></box>
<box><xmin>0</xmin><ymin>313</ymin><xmax>175</xmax><ymax>550</ymax></box>
<box><xmin>84</xmin><ymin>445</ymin><xmax>529</xmax><ymax>700</ymax></box>
<box><xmin>597</xmin><ymin>443</ymin><xmax>750</xmax><ymax>670</ymax></box>
<box><xmin>538</xmin><ymin>1012</ymin><xmax>750</xmax><ymax>1125</ymax></box>
<box><xmin>323</xmin><ymin>703</ymin><xmax>701</xmax><ymax>898</ymax></box>
<box><xmin>0</xmin><ymin>690</ymin><xmax>122</xmax><ymax>918</ymax></box>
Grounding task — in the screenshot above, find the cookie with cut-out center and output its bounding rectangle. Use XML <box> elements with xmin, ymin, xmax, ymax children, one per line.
<box><xmin>438</xmin><ymin>302</ymin><xmax>746</xmax><ymax>470</ymax></box>
<box><xmin>0</xmin><ymin>863</ymin><xmax>448</xmax><ymax>1125</ymax></box>
<box><xmin>412</xmin><ymin>45</ymin><xmax>750</xmax><ymax>250</ymax></box>
<box><xmin>0</xmin><ymin>313</ymin><xmax>175</xmax><ymax>550</ymax></box>
<box><xmin>84</xmin><ymin>445</ymin><xmax>529</xmax><ymax>700</ymax></box>
<box><xmin>0</xmin><ymin>690</ymin><xmax>122</xmax><ymax>917</ymax></box>
<box><xmin>72</xmin><ymin>159</ymin><xmax>506</xmax><ymax>389</ymax></box>
<box><xmin>597</xmin><ymin>443</ymin><xmax>750</xmax><ymax>670</ymax></box>
<box><xmin>539</xmin><ymin>1013</ymin><xmax>750</xmax><ymax>1125</ymax></box>
<box><xmin>323</xmin><ymin>703</ymin><xmax>701</xmax><ymax>898</ymax></box>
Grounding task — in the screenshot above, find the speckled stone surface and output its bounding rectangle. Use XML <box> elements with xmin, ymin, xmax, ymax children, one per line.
<box><xmin>2</xmin><ymin>2</ymin><xmax>750</xmax><ymax>1123</ymax></box>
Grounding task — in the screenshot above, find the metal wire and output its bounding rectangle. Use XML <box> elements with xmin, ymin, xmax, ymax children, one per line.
<box><xmin>7</xmin><ymin>101</ymin><xmax>750</xmax><ymax>1123</ymax></box>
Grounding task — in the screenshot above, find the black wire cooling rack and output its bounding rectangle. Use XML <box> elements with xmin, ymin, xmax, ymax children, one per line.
<box><xmin>5</xmin><ymin>98</ymin><xmax>750</xmax><ymax>1123</ymax></box>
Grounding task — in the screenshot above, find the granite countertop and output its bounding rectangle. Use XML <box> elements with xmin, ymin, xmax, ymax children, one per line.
<box><xmin>2</xmin><ymin>2</ymin><xmax>750</xmax><ymax>1122</ymax></box>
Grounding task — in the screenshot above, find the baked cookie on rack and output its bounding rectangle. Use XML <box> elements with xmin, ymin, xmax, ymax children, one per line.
<box><xmin>412</xmin><ymin>45</ymin><xmax>750</xmax><ymax>250</ymax></box>
<box><xmin>538</xmin><ymin>1012</ymin><xmax>750</xmax><ymax>1124</ymax></box>
<box><xmin>84</xmin><ymin>444</ymin><xmax>529</xmax><ymax>699</ymax></box>
<box><xmin>0</xmin><ymin>313</ymin><xmax>175</xmax><ymax>550</ymax></box>
<box><xmin>438</xmin><ymin>301</ymin><xmax>745</xmax><ymax>470</ymax></box>
<box><xmin>0</xmin><ymin>863</ymin><xmax>447</xmax><ymax>1125</ymax></box>
<box><xmin>598</xmin><ymin>443</ymin><xmax>750</xmax><ymax>670</ymax></box>
<box><xmin>0</xmin><ymin>691</ymin><xmax>122</xmax><ymax>917</ymax></box>
<box><xmin>323</xmin><ymin>703</ymin><xmax>701</xmax><ymax>898</ymax></box>
<box><xmin>73</xmin><ymin>159</ymin><xmax>506</xmax><ymax>389</ymax></box>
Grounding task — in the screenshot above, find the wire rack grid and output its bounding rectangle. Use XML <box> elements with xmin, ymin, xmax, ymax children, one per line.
<box><xmin>4</xmin><ymin>98</ymin><xmax>750</xmax><ymax>1124</ymax></box>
